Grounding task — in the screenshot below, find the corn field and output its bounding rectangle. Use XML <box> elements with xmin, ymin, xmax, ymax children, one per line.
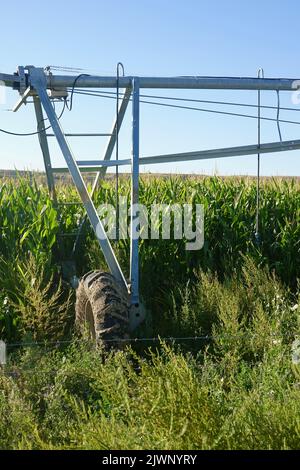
<box><xmin>0</xmin><ymin>174</ymin><xmax>300</xmax><ymax>449</ymax></box>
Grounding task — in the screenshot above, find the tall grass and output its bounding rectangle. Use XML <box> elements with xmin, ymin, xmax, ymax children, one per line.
<box><xmin>0</xmin><ymin>263</ymin><xmax>299</xmax><ymax>450</ymax></box>
<box><xmin>0</xmin><ymin>174</ymin><xmax>299</xmax><ymax>449</ymax></box>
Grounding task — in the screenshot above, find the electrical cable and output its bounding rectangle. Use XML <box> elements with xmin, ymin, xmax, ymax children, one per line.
<box><xmin>69</xmin><ymin>88</ymin><xmax>300</xmax><ymax>127</ymax></box>
<box><xmin>69</xmin><ymin>88</ymin><xmax>300</xmax><ymax>114</ymax></box>
<box><xmin>66</xmin><ymin>73</ymin><xmax>90</xmax><ymax>111</ymax></box>
<box><xmin>0</xmin><ymin>99</ymin><xmax>66</xmax><ymax>136</ymax></box>
<box><xmin>276</xmin><ymin>90</ymin><xmax>283</xmax><ymax>142</ymax></box>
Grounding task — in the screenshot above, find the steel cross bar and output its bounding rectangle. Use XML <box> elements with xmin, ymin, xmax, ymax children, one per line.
<box><xmin>51</xmin><ymin>137</ymin><xmax>300</xmax><ymax>173</ymax></box>
<box><xmin>29</xmin><ymin>68</ymin><xmax>128</xmax><ymax>290</ymax></box>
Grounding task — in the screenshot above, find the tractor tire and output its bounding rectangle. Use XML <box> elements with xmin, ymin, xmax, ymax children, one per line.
<box><xmin>75</xmin><ymin>271</ymin><xmax>130</xmax><ymax>349</ymax></box>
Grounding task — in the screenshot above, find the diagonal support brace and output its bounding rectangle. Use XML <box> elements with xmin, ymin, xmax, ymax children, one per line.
<box><xmin>29</xmin><ymin>68</ymin><xmax>128</xmax><ymax>290</ymax></box>
<box><xmin>33</xmin><ymin>96</ymin><xmax>56</xmax><ymax>200</ymax></box>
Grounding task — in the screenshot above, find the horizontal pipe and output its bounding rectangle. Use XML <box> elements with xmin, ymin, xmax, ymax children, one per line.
<box><xmin>52</xmin><ymin>161</ymin><xmax>129</xmax><ymax>172</ymax></box>
<box><xmin>47</xmin><ymin>75</ymin><xmax>300</xmax><ymax>91</ymax></box>
<box><xmin>46</xmin><ymin>133</ymin><xmax>112</xmax><ymax>137</ymax></box>
<box><xmin>2</xmin><ymin>70</ymin><xmax>300</xmax><ymax>91</ymax></box>
<box><xmin>0</xmin><ymin>72</ymin><xmax>19</xmax><ymax>87</ymax></box>
<box><xmin>51</xmin><ymin>137</ymin><xmax>300</xmax><ymax>173</ymax></box>
<box><xmin>137</xmin><ymin>138</ymin><xmax>300</xmax><ymax>165</ymax></box>
<box><xmin>76</xmin><ymin>159</ymin><xmax>131</xmax><ymax>167</ymax></box>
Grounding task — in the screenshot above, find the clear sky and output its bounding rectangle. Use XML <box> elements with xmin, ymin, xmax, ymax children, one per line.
<box><xmin>0</xmin><ymin>0</ymin><xmax>300</xmax><ymax>175</ymax></box>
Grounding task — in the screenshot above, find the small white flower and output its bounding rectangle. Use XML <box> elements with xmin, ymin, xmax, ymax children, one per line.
<box><xmin>292</xmin><ymin>339</ymin><xmax>300</xmax><ymax>365</ymax></box>
<box><xmin>292</xmin><ymin>352</ymin><xmax>300</xmax><ymax>365</ymax></box>
<box><xmin>291</xmin><ymin>304</ymin><xmax>299</xmax><ymax>312</ymax></box>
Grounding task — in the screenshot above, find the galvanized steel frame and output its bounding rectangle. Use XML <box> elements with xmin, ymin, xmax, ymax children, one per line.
<box><xmin>2</xmin><ymin>66</ymin><xmax>300</xmax><ymax>311</ymax></box>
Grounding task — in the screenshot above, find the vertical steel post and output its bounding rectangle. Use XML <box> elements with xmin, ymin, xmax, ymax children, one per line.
<box><xmin>33</xmin><ymin>96</ymin><xmax>56</xmax><ymax>200</ymax></box>
<box><xmin>130</xmin><ymin>78</ymin><xmax>140</xmax><ymax>306</ymax></box>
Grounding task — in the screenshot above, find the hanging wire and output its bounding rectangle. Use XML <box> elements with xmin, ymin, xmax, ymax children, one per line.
<box><xmin>255</xmin><ymin>68</ymin><xmax>264</xmax><ymax>246</ymax></box>
<box><xmin>69</xmin><ymin>88</ymin><xmax>300</xmax><ymax>113</ymax></box>
<box><xmin>69</xmin><ymin>89</ymin><xmax>300</xmax><ymax>127</ymax></box>
<box><xmin>116</xmin><ymin>63</ymin><xmax>125</xmax><ymax>241</ymax></box>
<box><xmin>3</xmin><ymin>328</ymin><xmax>293</xmax><ymax>349</ymax></box>
<box><xmin>276</xmin><ymin>90</ymin><xmax>283</xmax><ymax>142</ymax></box>
<box><xmin>46</xmin><ymin>65</ymin><xmax>119</xmax><ymax>75</ymax></box>
<box><xmin>46</xmin><ymin>65</ymin><xmax>89</xmax><ymax>73</ymax></box>
<box><xmin>0</xmin><ymin>99</ymin><xmax>66</xmax><ymax>136</ymax></box>
<box><xmin>66</xmin><ymin>73</ymin><xmax>90</xmax><ymax>111</ymax></box>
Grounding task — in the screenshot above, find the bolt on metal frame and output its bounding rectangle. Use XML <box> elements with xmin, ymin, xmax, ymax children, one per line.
<box><xmin>1</xmin><ymin>66</ymin><xmax>300</xmax><ymax>322</ymax></box>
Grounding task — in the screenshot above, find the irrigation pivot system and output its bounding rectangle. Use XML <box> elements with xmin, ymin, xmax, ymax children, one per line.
<box><xmin>1</xmin><ymin>66</ymin><xmax>300</xmax><ymax>345</ymax></box>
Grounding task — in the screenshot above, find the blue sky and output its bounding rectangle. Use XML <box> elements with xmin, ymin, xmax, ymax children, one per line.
<box><xmin>0</xmin><ymin>0</ymin><xmax>300</xmax><ymax>175</ymax></box>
